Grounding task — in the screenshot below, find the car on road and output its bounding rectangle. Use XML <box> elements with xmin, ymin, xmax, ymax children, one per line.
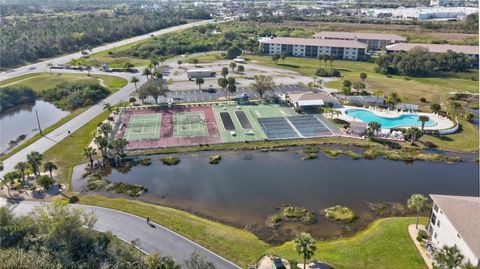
<box><xmin>173</xmin><ymin>97</ymin><xmax>183</xmax><ymax>101</ymax></box>
<box><xmin>203</xmin><ymin>87</ymin><xmax>217</xmax><ymax>93</ymax></box>
<box><xmin>28</xmin><ymin>66</ymin><xmax>36</xmax><ymax>70</ymax></box>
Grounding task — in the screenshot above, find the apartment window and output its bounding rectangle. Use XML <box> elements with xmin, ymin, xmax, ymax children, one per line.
<box><xmin>433</xmin><ymin>204</ymin><xmax>439</xmax><ymax>212</ymax></box>
<box><xmin>434</xmin><ymin>232</ymin><xmax>437</xmax><ymax>239</ymax></box>
<box><xmin>437</xmin><ymin>220</ymin><xmax>441</xmax><ymax>227</ymax></box>
<box><xmin>431</xmin><ymin>213</ymin><xmax>437</xmax><ymax>226</ymax></box>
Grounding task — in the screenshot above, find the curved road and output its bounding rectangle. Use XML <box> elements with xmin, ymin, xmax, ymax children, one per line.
<box><xmin>0</xmin><ymin>20</ymin><xmax>214</xmax><ymax>177</ymax></box>
<box><xmin>2</xmin><ymin>198</ymin><xmax>239</xmax><ymax>268</ymax></box>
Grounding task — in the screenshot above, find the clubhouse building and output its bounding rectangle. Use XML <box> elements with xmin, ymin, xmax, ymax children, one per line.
<box><xmin>428</xmin><ymin>194</ymin><xmax>480</xmax><ymax>267</ymax></box>
<box><xmin>259</xmin><ymin>37</ymin><xmax>367</xmax><ymax>60</ymax></box>
<box><xmin>313</xmin><ymin>31</ymin><xmax>406</xmax><ymax>51</ymax></box>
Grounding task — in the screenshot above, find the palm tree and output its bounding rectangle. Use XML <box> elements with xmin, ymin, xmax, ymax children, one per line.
<box><xmin>407</xmin><ymin>194</ymin><xmax>428</xmax><ymax>229</ymax></box>
<box><xmin>83</xmin><ymin>147</ymin><xmax>97</xmax><ymax>168</ymax></box>
<box><xmin>195</xmin><ymin>77</ymin><xmax>205</xmax><ymax>91</ymax></box>
<box><xmin>385</xmin><ymin>92</ymin><xmax>401</xmax><ymax>108</ymax></box>
<box><xmin>218</xmin><ymin>78</ymin><xmax>229</xmax><ymax>97</ymax></box>
<box><xmin>47</xmin><ymin>63</ymin><xmax>53</xmax><ymax>75</ymax></box>
<box><xmin>229</xmin><ymin>62</ymin><xmax>237</xmax><ymax>72</ymax></box>
<box><xmin>353</xmin><ymin>82</ymin><xmax>366</xmax><ymax>95</ymax></box>
<box><xmin>418</xmin><ymin>115</ymin><xmax>430</xmax><ymax>131</ymax></box>
<box><xmin>99</xmin><ymin>123</ymin><xmax>113</xmax><ymax>137</ymax></box>
<box><xmin>103</xmin><ymin>102</ymin><xmax>112</xmax><ymax>112</ymax></box>
<box><xmin>433</xmin><ymin>245</ymin><xmax>464</xmax><ymax>269</ymax></box>
<box><xmin>360</xmin><ymin>72</ymin><xmax>368</xmax><ymax>82</ymax></box>
<box><xmin>131</xmin><ymin>76</ymin><xmax>139</xmax><ymax>92</ymax></box>
<box><xmin>251</xmin><ymin>75</ymin><xmax>275</xmax><ymax>100</ymax></box>
<box><xmin>14</xmin><ymin>162</ymin><xmax>28</xmax><ymax>182</ymax></box>
<box><xmin>85</xmin><ymin>65</ymin><xmax>92</xmax><ymax>76</ymax></box>
<box><xmin>191</xmin><ymin>58</ymin><xmax>199</xmax><ymax>67</ymax></box>
<box><xmin>367</xmin><ymin>121</ymin><xmax>381</xmax><ymax>137</ymax></box>
<box><xmin>0</xmin><ymin>161</ymin><xmax>11</xmax><ymax>197</ymax></box>
<box><xmin>294</xmin><ymin>232</ymin><xmax>316</xmax><ymax>269</ymax></box>
<box><xmin>26</xmin><ymin>151</ymin><xmax>43</xmax><ymax>177</ymax></box>
<box><xmin>142</xmin><ymin>68</ymin><xmax>152</xmax><ymax>79</ymax></box>
<box><xmin>221</xmin><ymin>67</ymin><xmax>229</xmax><ymax>78</ymax></box>
<box><xmin>448</xmin><ymin>102</ymin><xmax>461</xmax><ymax>117</ymax></box>
<box><xmin>430</xmin><ymin>103</ymin><xmax>441</xmax><ymax>113</ymax></box>
<box><xmin>94</xmin><ymin>136</ymin><xmax>109</xmax><ymax>159</ymax></box>
<box><xmin>177</xmin><ymin>60</ymin><xmax>182</xmax><ymax>68</ymax></box>
<box><xmin>405</xmin><ymin>127</ymin><xmax>421</xmax><ymax>145</ymax></box>
<box><xmin>43</xmin><ymin>161</ymin><xmax>57</xmax><ymax>180</ymax></box>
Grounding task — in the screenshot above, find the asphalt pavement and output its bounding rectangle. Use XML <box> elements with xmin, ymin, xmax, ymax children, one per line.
<box><xmin>2</xmin><ymin>199</ymin><xmax>239</xmax><ymax>268</ymax></box>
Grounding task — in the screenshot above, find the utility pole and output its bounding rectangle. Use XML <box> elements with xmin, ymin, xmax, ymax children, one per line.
<box><xmin>35</xmin><ymin>109</ymin><xmax>43</xmax><ymax>136</ymax></box>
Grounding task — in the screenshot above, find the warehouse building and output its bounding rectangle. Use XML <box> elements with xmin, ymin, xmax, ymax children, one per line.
<box><xmin>259</xmin><ymin>37</ymin><xmax>367</xmax><ymax>60</ymax></box>
<box><xmin>313</xmin><ymin>31</ymin><xmax>406</xmax><ymax>51</ymax></box>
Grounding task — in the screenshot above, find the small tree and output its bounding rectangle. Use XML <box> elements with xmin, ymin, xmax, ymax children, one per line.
<box><xmin>191</xmin><ymin>58</ymin><xmax>199</xmax><ymax>67</ymax></box>
<box><xmin>221</xmin><ymin>67</ymin><xmax>229</xmax><ymax>78</ymax></box>
<box><xmin>251</xmin><ymin>75</ymin><xmax>275</xmax><ymax>100</ymax></box>
<box><xmin>430</xmin><ymin>103</ymin><xmax>441</xmax><ymax>113</ymax></box>
<box><xmin>281</xmin><ymin>53</ymin><xmax>287</xmax><ymax>63</ymax></box>
<box><xmin>185</xmin><ymin>251</ymin><xmax>215</xmax><ymax>269</ymax></box>
<box><xmin>353</xmin><ymin>82</ymin><xmax>366</xmax><ymax>95</ymax></box>
<box><xmin>47</xmin><ymin>63</ymin><xmax>53</xmax><ymax>75</ymax></box>
<box><xmin>129</xmin><ymin>97</ymin><xmax>136</xmax><ymax>105</ymax></box>
<box><xmin>43</xmin><ymin>161</ymin><xmax>57</xmax><ymax>180</ymax></box>
<box><xmin>294</xmin><ymin>232</ymin><xmax>316</xmax><ymax>269</ymax></box>
<box><xmin>83</xmin><ymin>147</ymin><xmax>97</xmax><ymax>168</ymax></box>
<box><xmin>131</xmin><ymin>76</ymin><xmax>139</xmax><ymax>92</ymax></box>
<box><xmin>360</xmin><ymin>72</ymin><xmax>368</xmax><ymax>82</ymax></box>
<box><xmin>195</xmin><ymin>77</ymin><xmax>205</xmax><ymax>91</ymax></box>
<box><xmin>271</xmin><ymin>54</ymin><xmax>281</xmax><ymax>64</ymax></box>
<box><xmin>418</xmin><ymin>115</ymin><xmax>430</xmax><ymax>131</ymax></box>
<box><xmin>85</xmin><ymin>65</ymin><xmax>92</xmax><ymax>76</ymax></box>
<box><xmin>407</xmin><ymin>194</ymin><xmax>428</xmax><ymax>229</ymax></box>
<box><xmin>229</xmin><ymin>62</ymin><xmax>237</xmax><ymax>72</ymax></box>
<box><xmin>433</xmin><ymin>245</ymin><xmax>464</xmax><ymax>269</ymax></box>
<box><xmin>218</xmin><ymin>78</ymin><xmax>229</xmax><ymax>97</ymax></box>
<box><xmin>367</xmin><ymin>121</ymin><xmax>381</xmax><ymax>137</ymax></box>
<box><xmin>38</xmin><ymin>175</ymin><xmax>53</xmax><ymax>190</ymax></box>
<box><xmin>227</xmin><ymin>77</ymin><xmax>236</xmax><ymax>96</ymax></box>
<box><xmin>237</xmin><ymin>65</ymin><xmax>245</xmax><ymax>73</ymax></box>
<box><xmin>177</xmin><ymin>60</ymin><xmax>182</xmax><ymax>68</ymax></box>
<box><xmin>405</xmin><ymin>127</ymin><xmax>422</xmax><ymax>145</ymax></box>
<box><xmin>142</xmin><ymin>68</ymin><xmax>152</xmax><ymax>79</ymax></box>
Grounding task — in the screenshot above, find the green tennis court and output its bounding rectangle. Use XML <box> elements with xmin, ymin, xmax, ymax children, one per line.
<box><xmin>124</xmin><ymin>114</ymin><xmax>161</xmax><ymax>141</ymax></box>
<box><xmin>173</xmin><ymin>112</ymin><xmax>208</xmax><ymax>137</ymax></box>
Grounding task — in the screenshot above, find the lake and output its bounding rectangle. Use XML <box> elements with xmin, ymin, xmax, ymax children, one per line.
<box><xmin>72</xmin><ymin>150</ymin><xmax>479</xmax><ymax>243</ymax></box>
<box><xmin>0</xmin><ymin>100</ymin><xmax>69</xmax><ymax>154</ymax></box>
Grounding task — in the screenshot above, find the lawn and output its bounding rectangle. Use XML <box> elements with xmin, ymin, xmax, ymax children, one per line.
<box><xmin>0</xmin><ymin>72</ymin><xmax>128</xmax><ymax>92</ymax></box>
<box><xmin>42</xmin><ymin>110</ymin><xmax>110</xmax><ymax>185</ymax></box>
<box><xmin>79</xmin><ymin>39</ymin><xmax>151</xmax><ymax>68</ymax></box>
<box><xmin>419</xmin><ymin>120</ymin><xmax>479</xmax><ymax>152</ymax></box>
<box><xmin>77</xmin><ymin>195</ymin><xmax>427</xmax><ymax>268</ymax></box>
<box><xmin>245</xmin><ymin>55</ymin><xmax>479</xmax><ymax>110</ymax></box>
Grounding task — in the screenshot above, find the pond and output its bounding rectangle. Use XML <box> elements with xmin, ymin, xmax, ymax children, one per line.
<box><xmin>72</xmin><ymin>150</ymin><xmax>479</xmax><ymax>243</ymax></box>
<box><xmin>0</xmin><ymin>100</ymin><xmax>69</xmax><ymax>154</ymax></box>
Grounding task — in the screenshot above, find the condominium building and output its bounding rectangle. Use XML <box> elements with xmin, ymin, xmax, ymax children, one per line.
<box><xmin>259</xmin><ymin>37</ymin><xmax>367</xmax><ymax>61</ymax></box>
<box><xmin>386</xmin><ymin>43</ymin><xmax>480</xmax><ymax>64</ymax></box>
<box><xmin>428</xmin><ymin>194</ymin><xmax>480</xmax><ymax>267</ymax></box>
<box><xmin>313</xmin><ymin>31</ymin><xmax>406</xmax><ymax>51</ymax></box>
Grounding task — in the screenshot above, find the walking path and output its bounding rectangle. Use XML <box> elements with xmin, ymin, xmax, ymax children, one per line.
<box><xmin>408</xmin><ymin>224</ymin><xmax>433</xmax><ymax>269</ymax></box>
<box><xmin>0</xmin><ymin>198</ymin><xmax>239</xmax><ymax>269</ymax></box>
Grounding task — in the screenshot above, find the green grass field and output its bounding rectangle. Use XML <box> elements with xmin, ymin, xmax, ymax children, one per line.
<box><xmin>79</xmin><ymin>39</ymin><xmax>150</xmax><ymax>68</ymax></box>
<box><xmin>78</xmin><ymin>196</ymin><xmax>427</xmax><ymax>269</ymax></box>
<box><xmin>245</xmin><ymin>55</ymin><xmax>479</xmax><ymax>110</ymax></box>
<box><xmin>419</xmin><ymin>119</ymin><xmax>479</xmax><ymax>152</ymax></box>
<box><xmin>0</xmin><ymin>72</ymin><xmax>128</xmax><ymax>92</ymax></box>
<box><xmin>124</xmin><ymin>114</ymin><xmax>162</xmax><ymax>141</ymax></box>
<box><xmin>173</xmin><ymin>112</ymin><xmax>209</xmax><ymax>137</ymax></box>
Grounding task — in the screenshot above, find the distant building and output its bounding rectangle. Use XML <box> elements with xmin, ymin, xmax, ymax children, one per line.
<box><xmin>430</xmin><ymin>0</ymin><xmax>463</xmax><ymax>6</ymax></box>
<box><xmin>313</xmin><ymin>31</ymin><xmax>406</xmax><ymax>51</ymax></box>
<box><xmin>287</xmin><ymin>92</ymin><xmax>340</xmax><ymax>113</ymax></box>
<box><xmin>363</xmin><ymin>6</ymin><xmax>478</xmax><ymax>21</ymax></box>
<box><xmin>259</xmin><ymin>37</ymin><xmax>367</xmax><ymax>60</ymax></box>
<box><xmin>386</xmin><ymin>43</ymin><xmax>479</xmax><ymax>65</ymax></box>
<box><xmin>428</xmin><ymin>194</ymin><xmax>480</xmax><ymax>267</ymax></box>
<box><xmin>349</xmin><ymin>121</ymin><xmax>368</xmax><ymax>135</ymax></box>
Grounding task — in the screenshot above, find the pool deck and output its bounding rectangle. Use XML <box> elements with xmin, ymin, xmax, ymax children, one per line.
<box><xmin>334</xmin><ymin>106</ymin><xmax>455</xmax><ymax>130</ymax></box>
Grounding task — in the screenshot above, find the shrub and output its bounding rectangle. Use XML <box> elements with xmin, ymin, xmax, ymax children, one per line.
<box><xmin>209</xmin><ymin>155</ymin><xmax>222</xmax><ymax>164</ymax></box>
<box><xmin>417</xmin><ymin>230</ymin><xmax>428</xmax><ymax>242</ymax></box>
<box><xmin>38</xmin><ymin>175</ymin><xmax>53</xmax><ymax>190</ymax></box>
<box><xmin>160</xmin><ymin>156</ymin><xmax>180</xmax><ymax>166</ymax></box>
<box><xmin>328</xmin><ymin>69</ymin><xmax>341</xmax><ymax>77</ymax></box>
<box><xmin>420</xmin><ymin>97</ymin><xmax>427</xmax><ymax>103</ymax></box>
<box><xmin>324</xmin><ymin>205</ymin><xmax>356</xmax><ymax>222</ymax></box>
<box><xmin>315</xmin><ymin>68</ymin><xmax>329</xmax><ymax>77</ymax></box>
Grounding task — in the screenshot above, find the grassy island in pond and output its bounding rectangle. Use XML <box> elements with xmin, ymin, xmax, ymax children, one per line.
<box><xmin>160</xmin><ymin>156</ymin><xmax>181</xmax><ymax>166</ymax></box>
<box><xmin>324</xmin><ymin>205</ymin><xmax>356</xmax><ymax>223</ymax></box>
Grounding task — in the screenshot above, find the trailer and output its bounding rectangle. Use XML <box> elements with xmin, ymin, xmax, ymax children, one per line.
<box><xmin>187</xmin><ymin>69</ymin><xmax>214</xmax><ymax>80</ymax></box>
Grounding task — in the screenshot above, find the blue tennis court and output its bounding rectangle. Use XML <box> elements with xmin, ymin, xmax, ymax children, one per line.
<box><xmin>288</xmin><ymin>115</ymin><xmax>332</xmax><ymax>137</ymax></box>
<box><xmin>258</xmin><ymin>117</ymin><xmax>299</xmax><ymax>139</ymax></box>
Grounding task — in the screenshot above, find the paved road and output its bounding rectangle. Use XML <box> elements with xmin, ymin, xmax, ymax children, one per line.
<box><xmin>0</xmin><ymin>20</ymin><xmax>213</xmax><ymax>82</ymax></box>
<box><xmin>0</xmin><ymin>21</ymin><xmax>216</xmax><ymax>177</ymax></box>
<box><xmin>2</xmin><ymin>199</ymin><xmax>239</xmax><ymax>268</ymax></box>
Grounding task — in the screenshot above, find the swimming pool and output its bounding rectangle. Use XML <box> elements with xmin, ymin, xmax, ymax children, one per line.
<box><xmin>345</xmin><ymin>109</ymin><xmax>436</xmax><ymax>128</ymax></box>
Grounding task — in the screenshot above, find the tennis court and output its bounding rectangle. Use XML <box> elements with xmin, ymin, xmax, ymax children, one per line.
<box><xmin>258</xmin><ymin>117</ymin><xmax>299</xmax><ymax>139</ymax></box>
<box><xmin>288</xmin><ymin>115</ymin><xmax>333</xmax><ymax>137</ymax></box>
<box><xmin>124</xmin><ymin>113</ymin><xmax>161</xmax><ymax>141</ymax></box>
<box><xmin>173</xmin><ymin>112</ymin><xmax>208</xmax><ymax>137</ymax></box>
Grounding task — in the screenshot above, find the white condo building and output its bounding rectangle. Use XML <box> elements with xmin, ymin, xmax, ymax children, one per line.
<box><xmin>259</xmin><ymin>37</ymin><xmax>367</xmax><ymax>61</ymax></box>
<box><xmin>313</xmin><ymin>31</ymin><xmax>406</xmax><ymax>51</ymax></box>
<box><xmin>428</xmin><ymin>195</ymin><xmax>480</xmax><ymax>267</ymax></box>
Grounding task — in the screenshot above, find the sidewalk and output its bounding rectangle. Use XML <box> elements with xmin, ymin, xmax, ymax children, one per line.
<box><xmin>408</xmin><ymin>224</ymin><xmax>433</xmax><ymax>269</ymax></box>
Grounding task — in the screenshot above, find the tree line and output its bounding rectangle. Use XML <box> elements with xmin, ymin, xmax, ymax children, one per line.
<box><xmin>1</xmin><ymin>8</ymin><xmax>190</xmax><ymax>68</ymax></box>
<box><xmin>0</xmin><ymin>86</ymin><xmax>37</xmax><ymax>112</ymax></box>
<box><xmin>376</xmin><ymin>47</ymin><xmax>475</xmax><ymax>77</ymax></box>
<box><xmin>43</xmin><ymin>83</ymin><xmax>110</xmax><ymax>110</ymax></box>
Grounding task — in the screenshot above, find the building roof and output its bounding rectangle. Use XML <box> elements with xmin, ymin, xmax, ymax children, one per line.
<box><xmin>430</xmin><ymin>194</ymin><xmax>480</xmax><ymax>258</ymax></box>
<box><xmin>313</xmin><ymin>31</ymin><xmax>407</xmax><ymax>42</ymax></box>
<box><xmin>350</xmin><ymin>121</ymin><xmax>368</xmax><ymax>128</ymax></box>
<box><xmin>386</xmin><ymin>43</ymin><xmax>479</xmax><ymax>55</ymax></box>
<box><xmin>260</xmin><ymin>37</ymin><xmax>368</xmax><ymax>49</ymax></box>
<box><xmin>289</xmin><ymin>92</ymin><xmax>338</xmax><ymax>105</ymax></box>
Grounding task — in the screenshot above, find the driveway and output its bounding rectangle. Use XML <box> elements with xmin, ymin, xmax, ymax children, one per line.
<box><xmin>2</xmin><ymin>199</ymin><xmax>240</xmax><ymax>269</ymax></box>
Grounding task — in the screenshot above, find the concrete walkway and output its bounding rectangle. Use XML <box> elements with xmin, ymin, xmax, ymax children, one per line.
<box><xmin>408</xmin><ymin>224</ymin><xmax>433</xmax><ymax>269</ymax></box>
<box><xmin>1</xmin><ymin>198</ymin><xmax>239</xmax><ymax>269</ymax></box>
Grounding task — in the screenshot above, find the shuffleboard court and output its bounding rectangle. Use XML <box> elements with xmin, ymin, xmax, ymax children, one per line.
<box><xmin>173</xmin><ymin>112</ymin><xmax>208</xmax><ymax>137</ymax></box>
<box><xmin>288</xmin><ymin>115</ymin><xmax>332</xmax><ymax>137</ymax></box>
<box><xmin>235</xmin><ymin>111</ymin><xmax>252</xmax><ymax>129</ymax></box>
<box><xmin>258</xmin><ymin>117</ymin><xmax>299</xmax><ymax>139</ymax></box>
<box><xmin>124</xmin><ymin>113</ymin><xmax>161</xmax><ymax>141</ymax></box>
<box><xmin>220</xmin><ymin>112</ymin><xmax>235</xmax><ymax>131</ymax></box>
